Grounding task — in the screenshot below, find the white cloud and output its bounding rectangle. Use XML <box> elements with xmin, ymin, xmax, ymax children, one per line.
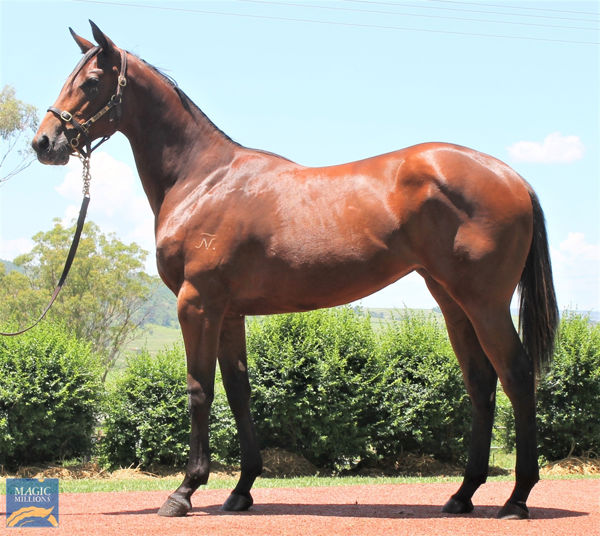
<box><xmin>507</xmin><ymin>132</ymin><xmax>584</xmax><ymax>163</ymax></box>
<box><xmin>551</xmin><ymin>232</ymin><xmax>600</xmax><ymax>311</ymax></box>
<box><xmin>0</xmin><ymin>237</ymin><xmax>33</xmax><ymax>262</ymax></box>
<box><xmin>60</xmin><ymin>204</ymin><xmax>80</xmax><ymax>227</ymax></box>
<box><xmin>56</xmin><ymin>152</ymin><xmax>157</xmax><ymax>273</ymax></box>
<box><xmin>57</xmin><ymin>152</ymin><xmax>140</xmax><ymax>216</ymax></box>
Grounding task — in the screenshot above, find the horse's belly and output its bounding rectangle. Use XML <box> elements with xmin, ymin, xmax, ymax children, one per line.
<box><xmin>226</xmin><ymin>247</ymin><xmax>414</xmax><ymax>315</ymax></box>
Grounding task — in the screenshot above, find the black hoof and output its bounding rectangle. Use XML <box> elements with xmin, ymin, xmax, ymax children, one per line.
<box><xmin>497</xmin><ymin>500</ymin><xmax>530</xmax><ymax>520</ymax></box>
<box><xmin>442</xmin><ymin>496</ymin><xmax>474</xmax><ymax>514</ymax></box>
<box><xmin>157</xmin><ymin>495</ymin><xmax>192</xmax><ymax>517</ymax></box>
<box><xmin>222</xmin><ymin>491</ymin><xmax>253</xmax><ymax>512</ymax></box>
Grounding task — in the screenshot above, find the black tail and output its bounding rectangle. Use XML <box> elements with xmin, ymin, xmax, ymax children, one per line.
<box><xmin>518</xmin><ymin>190</ymin><xmax>559</xmax><ymax>378</ymax></box>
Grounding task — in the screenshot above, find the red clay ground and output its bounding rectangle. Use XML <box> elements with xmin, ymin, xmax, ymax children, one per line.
<box><xmin>3</xmin><ymin>479</ymin><xmax>598</xmax><ymax>535</ymax></box>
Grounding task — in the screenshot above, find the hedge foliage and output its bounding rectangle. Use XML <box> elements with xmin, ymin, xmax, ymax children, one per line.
<box><xmin>3</xmin><ymin>309</ymin><xmax>598</xmax><ymax>470</ymax></box>
<box><xmin>0</xmin><ymin>324</ymin><xmax>103</xmax><ymax>468</ymax></box>
<box><xmin>246</xmin><ymin>308</ymin><xmax>377</xmax><ymax>469</ymax></box>
<box><xmin>245</xmin><ymin>309</ymin><xmax>471</xmax><ymax>468</ymax></box>
<box><xmin>495</xmin><ymin>312</ymin><xmax>600</xmax><ymax>461</ymax></box>
<box><xmin>368</xmin><ymin>312</ymin><xmax>471</xmax><ymax>462</ymax></box>
<box><xmin>537</xmin><ymin>313</ymin><xmax>600</xmax><ymax>459</ymax></box>
<box><xmin>97</xmin><ymin>347</ymin><xmax>190</xmax><ymax>468</ymax></box>
<box><xmin>98</xmin><ymin>308</ymin><xmax>470</xmax><ymax>470</ymax></box>
<box><xmin>96</xmin><ymin>345</ymin><xmax>243</xmax><ymax>469</ymax></box>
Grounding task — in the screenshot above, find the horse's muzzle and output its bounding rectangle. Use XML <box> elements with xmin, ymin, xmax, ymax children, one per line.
<box><xmin>32</xmin><ymin>130</ymin><xmax>71</xmax><ymax>165</ymax></box>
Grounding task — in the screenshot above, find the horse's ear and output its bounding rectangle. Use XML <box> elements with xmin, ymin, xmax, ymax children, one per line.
<box><xmin>70</xmin><ymin>27</ymin><xmax>94</xmax><ymax>53</ymax></box>
<box><xmin>89</xmin><ymin>20</ymin><xmax>117</xmax><ymax>55</ymax></box>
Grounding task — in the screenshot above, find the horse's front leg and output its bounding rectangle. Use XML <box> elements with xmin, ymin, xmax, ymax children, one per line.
<box><xmin>218</xmin><ymin>315</ymin><xmax>262</xmax><ymax>511</ymax></box>
<box><xmin>158</xmin><ymin>284</ymin><xmax>224</xmax><ymax>517</ymax></box>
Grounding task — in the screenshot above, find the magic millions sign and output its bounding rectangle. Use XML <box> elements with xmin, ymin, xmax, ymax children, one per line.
<box><xmin>6</xmin><ymin>478</ymin><xmax>59</xmax><ymax>528</ymax></box>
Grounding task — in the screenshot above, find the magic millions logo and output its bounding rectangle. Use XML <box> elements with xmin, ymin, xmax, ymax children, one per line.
<box><xmin>5</xmin><ymin>478</ymin><xmax>59</xmax><ymax>528</ymax></box>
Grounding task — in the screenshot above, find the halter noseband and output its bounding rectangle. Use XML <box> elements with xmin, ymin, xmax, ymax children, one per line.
<box><xmin>48</xmin><ymin>48</ymin><xmax>128</xmax><ymax>158</ymax></box>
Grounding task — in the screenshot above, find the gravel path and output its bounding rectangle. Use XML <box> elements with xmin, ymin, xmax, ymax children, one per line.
<box><xmin>3</xmin><ymin>479</ymin><xmax>598</xmax><ymax>535</ymax></box>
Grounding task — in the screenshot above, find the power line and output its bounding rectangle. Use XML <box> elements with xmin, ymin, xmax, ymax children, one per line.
<box><xmin>424</xmin><ymin>0</ymin><xmax>600</xmax><ymax>17</ymax></box>
<box><xmin>74</xmin><ymin>0</ymin><xmax>600</xmax><ymax>45</ymax></box>
<box><xmin>345</xmin><ymin>0</ymin><xmax>599</xmax><ymax>23</ymax></box>
<box><xmin>236</xmin><ymin>0</ymin><xmax>598</xmax><ymax>31</ymax></box>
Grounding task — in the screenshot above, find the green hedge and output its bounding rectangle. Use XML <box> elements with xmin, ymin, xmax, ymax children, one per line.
<box><xmin>96</xmin><ymin>345</ymin><xmax>243</xmax><ymax>468</ymax></box>
<box><xmin>368</xmin><ymin>311</ymin><xmax>471</xmax><ymax>462</ymax></box>
<box><xmin>97</xmin><ymin>347</ymin><xmax>190</xmax><ymax>468</ymax></box>
<box><xmin>495</xmin><ymin>313</ymin><xmax>599</xmax><ymax>461</ymax></box>
<box><xmin>246</xmin><ymin>308</ymin><xmax>377</xmax><ymax>469</ymax></box>
<box><xmin>98</xmin><ymin>308</ymin><xmax>474</xmax><ymax>470</ymax></box>
<box><xmin>245</xmin><ymin>309</ymin><xmax>471</xmax><ymax>468</ymax></box>
<box><xmin>10</xmin><ymin>309</ymin><xmax>593</xmax><ymax>470</ymax></box>
<box><xmin>0</xmin><ymin>324</ymin><xmax>103</xmax><ymax>468</ymax></box>
<box><xmin>537</xmin><ymin>313</ymin><xmax>600</xmax><ymax>460</ymax></box>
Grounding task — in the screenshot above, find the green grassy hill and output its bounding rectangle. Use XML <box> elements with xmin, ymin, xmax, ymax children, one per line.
<box><xmin>1</xmin><ymin>259</ymin><xmax>23</xmax><ymax>274</ymax></box>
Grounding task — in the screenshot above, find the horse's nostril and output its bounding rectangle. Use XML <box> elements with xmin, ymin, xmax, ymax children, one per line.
<box><xmin>33</xmin><ymin>134</ymin><xmax>50</xmax><ymax>153</ymax></box>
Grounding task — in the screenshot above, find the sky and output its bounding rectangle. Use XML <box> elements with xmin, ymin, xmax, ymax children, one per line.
<box><xmin>0</xmin><ymin>0</ymin><xmax>598</xmax><ymax>313</ymax></box>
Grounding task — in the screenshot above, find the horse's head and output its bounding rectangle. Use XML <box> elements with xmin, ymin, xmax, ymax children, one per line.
<box><xmin>32</xmin><ymin>21</ymin><xmax>127</xmax><ymax>164</ymax></box>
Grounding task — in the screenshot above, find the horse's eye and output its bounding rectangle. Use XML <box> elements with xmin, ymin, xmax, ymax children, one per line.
<box><xmin>81</xmin><ymin>77</ymin><xmax>100</xmax><ymax>97</ymax></box>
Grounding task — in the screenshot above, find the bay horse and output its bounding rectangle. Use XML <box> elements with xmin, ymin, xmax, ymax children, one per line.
<box><xmin>32</xmin><ymin>22</ymin><xmax>558</xmax><ymax>520</ymax></box>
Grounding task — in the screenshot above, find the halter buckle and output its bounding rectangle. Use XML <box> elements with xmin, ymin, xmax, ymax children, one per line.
<box><xmin>118</xmin><ymin>75</ymin><xmax>127</xmax><ymax>87</ymax></box>
<box><xmin>70</xmin><ymin>135</ymin><xmax>80</xmax><ymax>149</ymax></box>
<box><xmin>60</xmin><ymin>110</ymin><xmax>73</xmax><ymax>122</ymax></box>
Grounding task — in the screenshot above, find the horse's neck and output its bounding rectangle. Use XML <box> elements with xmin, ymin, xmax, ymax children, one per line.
<box><xmin>120</xmin><ymin>59</ymin><xmax>237</xmax><ymax>215</ymax></box>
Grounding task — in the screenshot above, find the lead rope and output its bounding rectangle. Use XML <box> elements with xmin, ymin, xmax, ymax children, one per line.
<box><xmin>0</xmin><ymin>158</ymin><xmax>91</xmax><ymax>336</ymax></box>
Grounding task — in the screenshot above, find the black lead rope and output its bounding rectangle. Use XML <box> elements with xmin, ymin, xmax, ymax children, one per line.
<box><xmin>0</xmin><ymin>194</ymin><xmax>90</xmax><ymax>336</ymax></box>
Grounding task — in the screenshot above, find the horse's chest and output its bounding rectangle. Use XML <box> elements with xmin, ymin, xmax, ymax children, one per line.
<box><xmin>154</xmin><ymin>222</ymin><xmax>185</xmax><ymax>294</ymax></box>
<box><xmin>155</xmin><ymin>208</ymin><xmax>233</xmax><ymax>292</ymax></box>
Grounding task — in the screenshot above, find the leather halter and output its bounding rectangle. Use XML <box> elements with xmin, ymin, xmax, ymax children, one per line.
<box><xmin>48</xmin><ymin>48</ymin><xmax>128</xmax><ymax>158</ymax></box>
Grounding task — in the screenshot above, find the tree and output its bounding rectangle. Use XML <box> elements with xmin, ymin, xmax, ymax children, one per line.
<box><xmin>0</xmin><ymin>85</ymin><xmax>38</xmax><ymax>182</ymax></box>
<box><xmin>0</xmin><ymin>220</ymin><xmax>154</xmax><ymax>379</ymax></box>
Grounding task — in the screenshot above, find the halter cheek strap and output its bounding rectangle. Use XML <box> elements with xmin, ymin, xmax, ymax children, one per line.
<box><xmin>48</xmin><ymin>49</ymin><xmax>127</xmax><ymax>158</ymax></box>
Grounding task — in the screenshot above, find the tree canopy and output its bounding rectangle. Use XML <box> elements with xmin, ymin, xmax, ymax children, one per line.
<box><xmin>0</xmin><ymin>85</ymin><xmax>38</xmax><ymax>182</ymax></box>
<box><xmin>0</xmin><ymin>220</ymin><xmax>155</xmax><ymax>378</ymax></box>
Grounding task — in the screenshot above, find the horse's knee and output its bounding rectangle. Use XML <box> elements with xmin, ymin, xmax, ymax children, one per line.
<box><xmin>187</xmin><ymin>385</ymin><xmax>214</xmax><ymax>411</ymax></box>
<box><xmin>221</xmin><ymin>364</ymin><xmax>251</xmax><ymax>394</ymax></box>
<box><xmin>463</xmin><ymin>364</ymin><xmax>497</xmax><ymax>414</ymax></box>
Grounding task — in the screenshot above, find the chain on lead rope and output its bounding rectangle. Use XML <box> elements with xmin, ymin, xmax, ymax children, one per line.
<box><xmin>80</xmin><ymin>154</ymin><xmax>91</xmax><ymax>197</ymax></box>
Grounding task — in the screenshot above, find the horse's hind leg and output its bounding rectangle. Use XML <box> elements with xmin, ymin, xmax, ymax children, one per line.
<box><xmin>423</xmin><ymin>275</ymin><xmax>498</xmax><ymax>515</ymax></box>
<box><xmin>218</xmin><ymin>316</ymin><xmax>262</xmax><ymax>511</ymax></box>
<box><xmin>465</xmin><ymin>304</ymin><xmax>539</xmax><ymax>519</ymax></box>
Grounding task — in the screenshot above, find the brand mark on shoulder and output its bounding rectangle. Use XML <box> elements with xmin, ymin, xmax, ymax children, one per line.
<box><xmin>195</xmin><ymin>233</ymin><xmax>217</xmax><ymax>250</ymax></box>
